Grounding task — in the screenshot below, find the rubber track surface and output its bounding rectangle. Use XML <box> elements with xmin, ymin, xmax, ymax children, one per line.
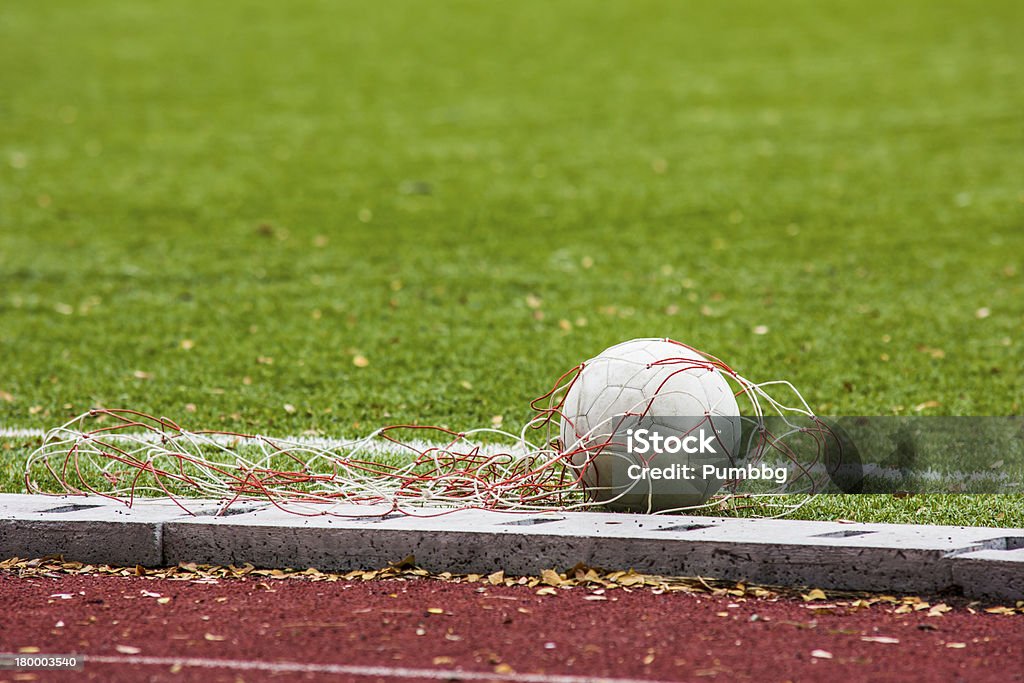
<box><xmin>0</xmin><ymin>574</ymin><xmax>1020</xmax><ymax>682</ymax></box>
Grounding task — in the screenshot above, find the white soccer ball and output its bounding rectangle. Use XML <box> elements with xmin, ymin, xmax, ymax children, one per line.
<box><xmin>559</xmin><ymin>338</ymin><xmax>742</xmax><ymax>512</ymax></box>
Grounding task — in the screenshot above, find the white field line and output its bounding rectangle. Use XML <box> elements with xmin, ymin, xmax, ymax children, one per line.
<box><xmin>65</xmin><ymin>654</ymin><xmax>676</xmax><ymax>683</ymax></box>
<box><xmin>0</xmin><ymin>426</ymin><xmax>524</xmax><ymax>457</ymax></box>
<box><xmin>0</xmin><ymin>427</ymin><xmax>46</xmax><ymax>439</ymax></box>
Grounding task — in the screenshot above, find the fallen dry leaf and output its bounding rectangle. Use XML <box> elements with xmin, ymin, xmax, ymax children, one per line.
<box><xmin>541</xmin><ymin>569</ymin><xmax>563</xmax><ymax>587</ymax></box>
<box><xmin>616</xmin><ymin>572</ymin><xmax>644</xmax><ymax>587</ymax></box>
<box><xmin>984</xmin><ymin>606</ymin><xmax>1017</xmax><ymax>615</ymax></box>
<box><xmin>115</xmin><ymin>645</ymin><xmax>141</xmax><ymax>654</ymax></box>
<box><xmin>802</xmin><ymin>589</ymin><xmax>827</xmax><ymax>602</ymax></box>
<box><xmin>811</xmin><ymin>649</ymin><xmax>833</xmax><ymax>659</ymax></box>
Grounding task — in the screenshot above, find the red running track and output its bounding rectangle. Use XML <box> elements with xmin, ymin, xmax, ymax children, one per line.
<box><xmin>0</xmin><ymin>573</ymin><xmax>1021</xmax><ymax>682</ymax></box>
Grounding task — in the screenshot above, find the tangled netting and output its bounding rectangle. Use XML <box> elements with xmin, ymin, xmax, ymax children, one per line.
<box><xmin>25</xmin><ymin>339</ymin><xmax>843</xmax><ymax>518</ymax></box>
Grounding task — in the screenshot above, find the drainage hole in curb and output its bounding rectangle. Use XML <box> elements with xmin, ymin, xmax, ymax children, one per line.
<box><xmin>39</xmin><ymin>504</ymin><xmax>103</xmax><ymax>514</ymax></box>
<box><xmin>977</xmin><ymin>536</ymin><xmax>1024</xmax><ymax>550</ymax></box>
<box><xmin>351</xmin><ymin>514</ymin><xmax>404</xmax><ymax>523</ymax></box>
<box><xmin>657</xmin><ymin>524</ymin><xmax>716</xmax><ymax>532</ymax></box>
<box><xmin>193</xmin><ymin>505</ymin><xmax>263</xmax><ymax>517</ymax></box>
<box><xmin>813</xmin><ymin>530</ymin><xmax>878</xmax><ymax>539</ymax></box>
<box><xmin>501</xmin><ymin>518</ymin><xmax>564</xmax><ymax>526</ymax></box>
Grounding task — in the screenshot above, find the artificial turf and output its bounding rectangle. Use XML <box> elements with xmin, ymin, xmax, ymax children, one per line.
<box><xmin>1</xmin><ymin>0</ymin><xmax>1022</xmax><ymax>524</ymax></box>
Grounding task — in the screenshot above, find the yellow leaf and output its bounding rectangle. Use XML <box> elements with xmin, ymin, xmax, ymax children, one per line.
<box><xmin>536</xmin><ymin>586</ymin><xmax>557</xmax><ymax>596</ymax></box>
<box><xmin>541</xmin><ymin>569</ymin><xmax>563</xmax><ymax>587</ymax></box>
<box><xmin>945</xmin><ymin>642</ymin><xmax>967</xmax><ymax>649</ymax></box>
<box><xmin>984</xmin><ymin>606</ymin><xmax>1016</xmax><ymax>615</ymax></box>
<box><xmin>204</xmin><ymin>633</ymin><xmax>226</xmax><ymax>642</ymax></box>
<box><xmin>617</xmin><ymin>572</ymin><xmax>643</xmax><ymax>587</ymax></box>
<box><xmin>487</xmin><ymin>570</ymin><xmax>505</xmax><ymax>586</ymax></box>
<box><xmin>802</xmin><ymin>588</ymin><xmax>827</xmax><ymax>602</ymax></box>
<box><xmin>115</xmin><ymin>645</ymin><xmax>141</xmax><ymax>654</ymax></box>
<box><xmin>494</xmin><ymin>663</ymin><xmax>515</xmax><ymax>674</ymax></box>
<box><xmin>427</xmin><ymin>607</ymin><xmax>444</xmax><ymax>614</ymax></box>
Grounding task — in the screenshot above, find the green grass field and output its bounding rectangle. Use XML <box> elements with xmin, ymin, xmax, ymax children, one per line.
<box><xmin>2</xmin><ymin>0</ymin><xmax>1022</xmax><ymax>526</ymax></box>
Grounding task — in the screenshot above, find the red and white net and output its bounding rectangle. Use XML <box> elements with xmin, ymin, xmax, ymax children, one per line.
<box><xmin>25</xmin><ymin>339</ymin><xmax>838</xmax><ymax>517</ymax></box>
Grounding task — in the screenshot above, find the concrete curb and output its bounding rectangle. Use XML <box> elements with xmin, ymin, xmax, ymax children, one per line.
<box><xmin>1</xmin><ymin>494</ymin><xmax>1022</xmax><ymax>600</ymax></box>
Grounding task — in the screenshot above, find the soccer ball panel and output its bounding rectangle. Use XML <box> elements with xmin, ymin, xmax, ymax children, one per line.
<box><xmin>560</xmin><ymin>338</ymin><xmax>740</xmax><ymax>511</ymax></box>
